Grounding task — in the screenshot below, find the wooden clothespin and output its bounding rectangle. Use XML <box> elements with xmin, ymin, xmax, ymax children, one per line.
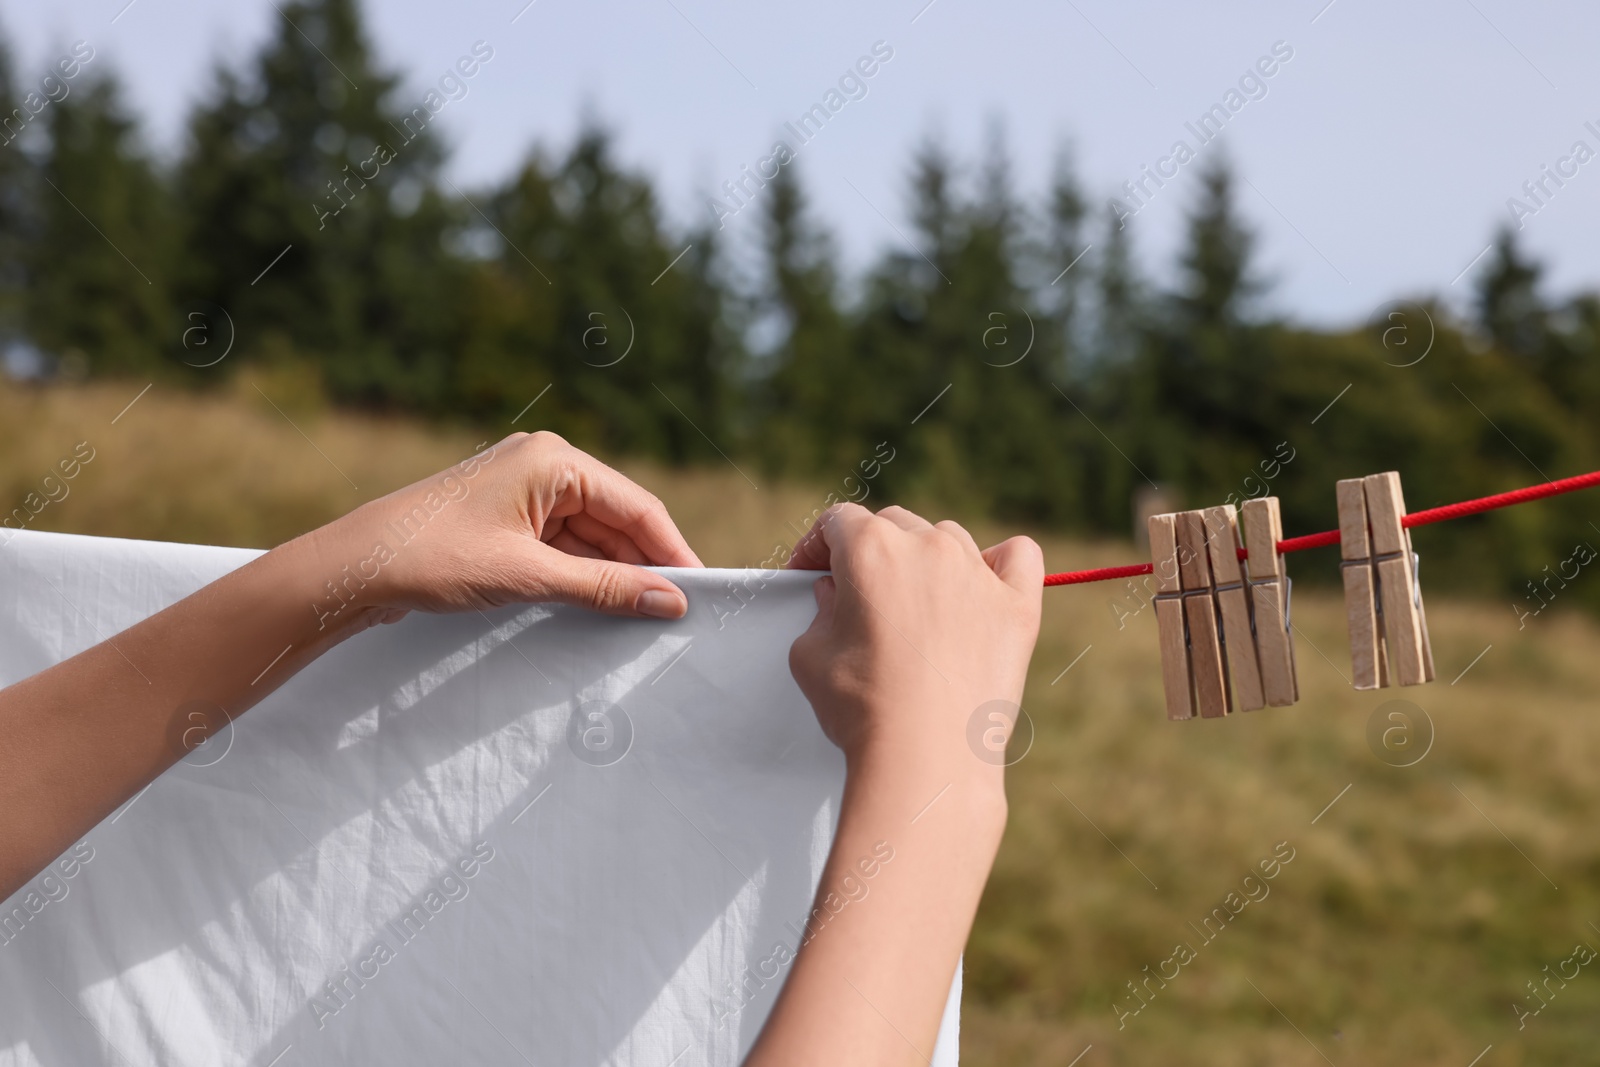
<box><xmin>1148</xmin><ymin>513</ymin><xmax>1194</xmax><ymax>720</ymax></box>
<box><xmin>1176</xmin><ymin>511</ymin><xmax>1230</xmax><ymax>718</ymax></box>
<box><xmin>1202</xmin><ymin>505</ymin><xmax>1265</xmax><ymax>712</ymax></box>
<box><xmin>1336</xmin><ymin>478</ymin><xmax>1385</xmax><ymax>689</ymax></box>
<box><xmin>1240</xmin><ymin>497</ymin><xmax>1298</xmax><ymax>706</ymax></box>
<box><xmin>1340</xmin><ymin>472</ymin><xmax>1435</xmax><ymax>688</ymax></box>
<box><xmin>1149</xmin><ymin>509</ymin><xmax>1242</xmax><ymax>720</ymax></box>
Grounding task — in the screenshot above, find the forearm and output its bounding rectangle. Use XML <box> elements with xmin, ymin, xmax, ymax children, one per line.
<box><xmin>0</xmin><ymin>433</ymin><xmax>704</xmax><ymax>900</ymax></box>
<box><xmin>0</xmin><ymin>529</ymin><xmax>359</xmax><ymax>898</ymax></box>
<box><xmin>746</xmin><ymin>749</ymin><xmax>1007</xmax><ymax>1066</ymax></box>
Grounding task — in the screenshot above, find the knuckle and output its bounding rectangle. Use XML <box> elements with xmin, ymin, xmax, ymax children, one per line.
<box><xmin>499</xmin><ymin>431</ymin><xmax>532</xmax><ymax>448</ymax></box>
<box><xmin>825</xmin><ymin>501</ymin><xmax>867</xmax><ymax>524</ymax></box>
<box><xmin>528</xmin><ymin>429</ymin><xmax>567</xmax><ymax>450</ymax></box>
<box><xmin>934</xmin><ymin>520</ymin><xmax>972</xmax><ymax>548</ymax></box>
<box><xmin>855</xmin><ymin>515</ymin><xmax>894</xmax><ymax>548</ymax></box>
<box><xmin>817</xmin><ymin>502</ymin><xmax>865</xmax><ymax>543</ymax></box>
<box><xmin>589</xmin><ymin>567</ymin><xmax>630</xmax><ymax>609</ymax></box>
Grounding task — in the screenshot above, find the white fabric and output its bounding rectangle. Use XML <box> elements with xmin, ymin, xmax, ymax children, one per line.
<box><xmin>0</xmin><ymin>529</ymin><xmax>959</xmax><ymax>1066</ymax></box>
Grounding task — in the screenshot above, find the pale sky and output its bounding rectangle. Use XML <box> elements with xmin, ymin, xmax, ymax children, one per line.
<box><xmin>3</xmin><ymin>0</ymin><xmax>1596</xmax><ymax>326</ymax></box>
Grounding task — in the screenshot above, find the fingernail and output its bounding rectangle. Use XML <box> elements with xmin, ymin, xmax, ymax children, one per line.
<box><xmin>637</xmin><ymin>588</ymin><xmax>687</xmax><ymax>619</ymax></box>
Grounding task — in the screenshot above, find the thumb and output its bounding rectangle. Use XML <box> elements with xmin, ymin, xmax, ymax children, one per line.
<box><xmin>538</xmin><ymin>555</ymin><xmax>689</xmax><ymax>619</ymax></box>
<box><xmin>982</xmin><ymin>535</ymin><xmax>1045</xmax><ymax>594</ymax></box>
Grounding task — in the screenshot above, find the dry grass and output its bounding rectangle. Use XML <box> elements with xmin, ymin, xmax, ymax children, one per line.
<box><xmin>6</xmin><ymin>377</ymin><xmax>1599</xmax><ymax>1064</ymax></box>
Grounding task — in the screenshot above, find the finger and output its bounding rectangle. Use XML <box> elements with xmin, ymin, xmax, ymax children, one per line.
<box><xmin>876</xmin><ymin>505</ymin><xmax>933</xmax><ymax>532</ymax></box>
<box><xmin>547</xmin><ymin>527</ymin><xmax>608</xmax><ymax>561</ymax></box>
<box><xmin>812</xmin><ymin>574</ymin><xmax>837</xmax><ymax>620</ymax></box>
<box><xmin>531</xmin><ymin>553</ymin><xmax>689</xmax><ymax>619</ymax></box>
<box><xmin>558</xmin><ymin>449</ymin><xmax>703</xmax><ymax>567</ymax></box>
<box><xmin>981</xmin><ymin>536</ymin><xmax>1046</xmax><ymax>594</ymax></box>
<box><xmin>561</xmin><ymin>512</ymin><xmax>653</xmax><ymax>565</ymax></box>
<box><xmin>788</xmin><ymin>575</ymin><xmax>837</xmax><ymax>687</ymax></box>
<box><xmin>785</xmin><ymin>503</ymin><xmax>874</xmax><ymax>571</ymax></box>
<box><xmin>807</xmin><ymin>576</ymin><xmax>838</xmax><ymax>649</ymax></box>
<box><xmin>935</xmin><ymin>519</ymin><xmax>982</xmax><ymax>556</ymax></box>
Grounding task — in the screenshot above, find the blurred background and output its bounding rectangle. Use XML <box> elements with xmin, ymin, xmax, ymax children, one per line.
<box><xmin>2</xmin><ymin>0</ymin><xmax>1600</xmax><ymax>1063</ymax></box>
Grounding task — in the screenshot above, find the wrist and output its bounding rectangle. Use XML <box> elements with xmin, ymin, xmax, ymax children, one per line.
<box><xmin>842</xmin><ymin>687</ymin><xmax>1013</xmax><ymax>788</ymax></box>
<box><xmin>278</xmin><ymin>517</ymin><xmax>398</xmax><ymax>642</ymax></box>
<box><xmin>843</xmin><ymin>736</ymin><xmax>1009</xmax><ymax>842</ymax></box>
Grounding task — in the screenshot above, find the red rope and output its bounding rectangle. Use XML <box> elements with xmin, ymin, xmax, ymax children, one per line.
<box><xmin>1043</xmin><ymin>562</ymin><xmax>1153</xmax><ymax>587</ymax></box>
<box><xmin>1042</xmin><ymin>469</ymin><xmax>1600</xmax><ymax>587</ymax></box>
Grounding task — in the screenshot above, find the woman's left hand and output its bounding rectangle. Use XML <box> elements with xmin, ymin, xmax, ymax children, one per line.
<box><xmin>303</xmin><ymin>431</ymin><xmax>703</xmax><ymax>632</ymax></box>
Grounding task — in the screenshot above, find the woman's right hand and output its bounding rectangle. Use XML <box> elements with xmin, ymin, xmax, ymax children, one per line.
<box><xmin>746</xmin><ymin>504</ymin><xmax>1043</xmax><ymax>1067</ymax></box>
<box><xmin>785</xmin><ymin>503</ymin><xmax>1044</xmax><ymax>791</ymax></box>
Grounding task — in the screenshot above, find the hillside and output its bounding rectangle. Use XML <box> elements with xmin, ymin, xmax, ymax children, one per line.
<box><xmin>4</xmin><ymin>378</ymin><xmax>1598</xmax><ymax>1065</ymax></box>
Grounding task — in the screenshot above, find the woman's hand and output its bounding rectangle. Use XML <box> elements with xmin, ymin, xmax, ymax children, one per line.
<box><xmin>786</xmin><ymin>502</ymin><xmax>1043</xmax><ymax>787</ymax></box>
<box><xmin>747</xmin><ymin>503</ymin><xmax>1043</xmax><ymax>1067</ymax></box>
<box><xmin>301</xmin><ymin>430</ymin><xmax>702</xmax><ymax>634</ymax></box>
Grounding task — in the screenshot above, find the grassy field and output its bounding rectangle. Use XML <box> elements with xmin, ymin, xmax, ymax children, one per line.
<box><xmin>6</xmin><ymin>377</ymin><xmax>1600</xmax><ymax>1065</ymax></box>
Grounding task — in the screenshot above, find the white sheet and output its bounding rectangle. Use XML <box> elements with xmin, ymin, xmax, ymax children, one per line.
<box><xmin>0</xmin><ymin>529</ymin><xmax>959</xmax><ymax>1066</ymax></box>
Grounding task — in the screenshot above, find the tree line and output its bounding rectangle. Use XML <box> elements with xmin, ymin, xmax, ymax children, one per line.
<box><xmin>3</xmin><ymin>0</ymin><xmax>1599</xmax><ymax>613</ymax></box>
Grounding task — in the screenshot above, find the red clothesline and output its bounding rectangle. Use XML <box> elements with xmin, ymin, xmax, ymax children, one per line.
<box><xmin>1042</xmin><ymin>469</ymin><xmax>1600</xmax><ymax>588</ymax></box>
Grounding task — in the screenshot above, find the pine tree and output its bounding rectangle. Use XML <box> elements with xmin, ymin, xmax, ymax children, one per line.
<box><xmin>1174</xmin><ymin>161</ymin><xmax>1258</xmax><ymax>331</ymax></box>
<box><xmin>1077</xmin><ymin>200</ymin><xmax>1161</xmax><ymax>528</ymax></box>
<box><xmin>177</xmin><ymin>0</ymin><xmax>457</xmax><ymax>405</ymax></box>
<box><xmin>754</xmin><ymin>158</ymin><xmax>854</xmax><ymax>474</ymax></box>
<box><xmin>1476</xmin><ymin>225</ymin><xmax>1545</xmax><ymax>358</ymax></box>
<box><xmin>29</xmin><ymin>72</ymin><xmax>173</xmax><ymax>376</ymax></box>
<box><xmin>845</xmin><ymin>130</ymin><xmax>1072</xmax><ymax>523</ymax></box>
<box><xmin>1139</xmin><ymin>159</ymin><xmax>1267</xmax><ymax>495</ymax></box>
<box><xmin>459</xmin><ymin>124</ymin><xmax>732</xmax><ymax>461</ymax></box>
<box><xmin>1042</xmin><ymin>147</ymin><xmax>1088</xmax><ymax>376</ymax></box>
<box><xmin>1094</xmin><ymin>200</ymin><xmax>1141</xmax><ymax>367</ymax></box>
<box><xmin>959</xmin><ymin>125</ymin><xmax>1070</xmax><ymax>523</ymax></box>
<box><xmin>1027</xmin><ymin>149</ymin><xmax>1099</xmax><ymax>527</ymax></box>
<box><xmin>452</xmin><ymin>154</ymin><xmax>561</xmax><ymax>426</ymax></box>
<box><xmin>849</xmin><ymin>139</ymin><xmax>965</xmax><ymax>504</ymax></box>
<box><xmin>908</xmin><ymin>138</ymin><xmax>958</xmax><ymax>284</ymax></box>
